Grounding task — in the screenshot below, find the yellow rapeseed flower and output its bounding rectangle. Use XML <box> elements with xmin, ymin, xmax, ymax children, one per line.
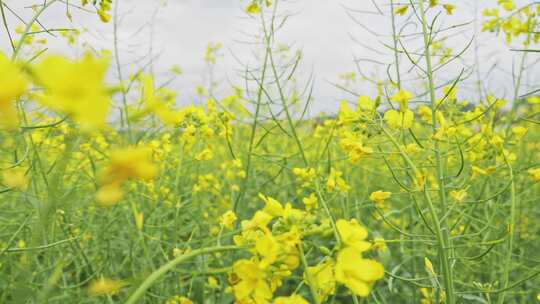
<box><xmin>230</xmin><ymin>259</ymin><xmax>272</xmax><ymax>303</ymax></box>
<box><xmin>443</xmin><ymin>4</ymin><xmax>456</xmax><ymax>15</ymax></box>
<box><xmin>255</xmin><ymin>232</ymin><xmax>280</xmax><ymax>269</ymax></box>
<box><xmin>369</xmin><ymin>191</ymin><xmax>391</xmax><ymax>206</ymax></box>
<box><xmin>305</xmin><ymin>260</ymin><xmax>336</xmax><ymax>302</ymax></box>
<box><xmin>96</xmin><ymin>147</ymin><xmax>157</xmax><ymax>205</ymax></box>
<box><xmin>424</xmin><ymin>257</ymin><xmax>436</xmax><ymax>276</ymax></box>
<box><xmin>100</xmin><ymin>146</ymin><xmax>157</xmax><ymax>185</ymax></box>
<box><xmin>302</xmin><ymin>193</ymin><xmax>318</xmax><ymax>211</ymax></box>
<box><xmin>384</xmin><ymin>109</ymin><xmax>414</xmax><ymax>129</ymax></box>
<box><xmin>395</xmin><ymin>5</ymin><xmax>409</xmax><ymax>16</ymax></box>
<box><xmin>195</xmin><ymin>148</ymin><xmax>214</xmax><ymax>161</ymax></box>
<box><xmin>390</xmin><ymin>89</ymin><xmax>413</xmax><ymax>109</ymax></box>
<box><xmin>88</xmin><ymin>277</ymin><xmax>125</xmax><ymax>296</ymax></box>
<box><xmin>336</xmin><ymin>219</ymin><xmax>371</xmax><ymax>252</ymax></box>
<box><xmin>33</xmin><ymin>53</ymin><xmax>111</xmax><ymax>131</ymax></box>
<box><xmin>335</xmin><ymin>246</ymin><xmax>384</xmax><ymax>297</ymax></box>
<box><xmin>274</xmin><ymin>295</ymin><xmax>310</xmax><ymax>304</ymax></box>
<box><xmin>219</xmin><ymin>210</ymin><xmax>237</xmax><ymax>230</ymax></box>
<box><xmin>449</xmin><ymin>189</ymin><xmax>467</xmax><ymax>202</ymax></box>
<box><xmin>528</xmin><ymin>168</ymin><xmax>540</xmax><ymax>182</ymax></box>
<box><xmin>95</xmin><ymin>184</ymin><xmax>124</xmax><ymax>207</ymax></box>
<box><xmin>246</xmin><ymin>1</ymin><xmax>261</xmax><ymax>14</ymax></box>
<box><xmin>327</xmin><ymin>168</ymin><xmax>350</xmax><ymax>193</ymax></box>
<box><xmin>259</xmin><ymin>193</ymin><xmax>284</xmax><ymax>218</ymax></box>
<box><xmin>0</xmin><ymin>51</ymin><xmax>27</xmax><ymax>129</ymax></box>
<box><xmin>2</xmin><ymin>168</ymin><xmax>28</xmax><ymax>191</ymax></box>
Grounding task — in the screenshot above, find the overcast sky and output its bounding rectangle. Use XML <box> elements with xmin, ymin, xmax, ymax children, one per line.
<box><xmin>2</xmin><ymin>0</ymin><xmax>538</xmax><ymax>113</ymax></box>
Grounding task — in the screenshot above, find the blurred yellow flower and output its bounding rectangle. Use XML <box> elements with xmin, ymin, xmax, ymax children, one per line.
<box><xmin>95</xmin><ymin>184</ymin><xmax>124</xmax><ymax>207</ymax></box>
<box><xmin>0</xmin><ymin>52</ymin><xmax>27</xmax><ymax>130</ymax></box>
<box><xmin>391</xmin><ymin>89</ymin><xmax>413</xmax><ymax>109</ymax></box>
<box><xmin>246</xmin><ymin>1</ymin><xmax>261</xmax><ymax>14</ymax></box>
<box><xmin>219</xmin><ymin>210</ymin><xmax>237</xmax><ymax>230</ymax></box>
<box><xmin>302</xmin><ymin>193</ymin><xmax>318</xmax><ymax>211</ymax></box>
<box><xmin>88</xmin><ymin>277</ymin><xmax>125</xmax><ymax>296</ymax></box>
<box><xmin>443</xmin><ymin>4</ymin><xmax>456</xmax><ymax>15</ymax></box>
<box><xmin>33</xmin><ymin>53</ymin><xmax>111</xmax><ymax>131</ymax></box>
<box><xmin>449</xmin><ymin>189</ymin><xmax>467</xmax><ymax>203</ymax></box>
<box><xmin>384</xmin><ymin>109</ymin><xmax>414</xmax><ymax>129</ymax></box>
<box><xmin>2</xmin><ymin>168</ymin><xmax>28</xmax><ymax>191</ymax></box>
<box><xmin>100</xmin><ymin>147</ymin><xmax>157</xmax><ymax>185</ymax></box>
<box><xmin>395</xmin><ymin>5</ymin><xmax>408</xmax><ymax>16</ymax></box>
<box><xmin>369</xmin><ymin>191</ymin><xmax>391</xmax><ymax>206</ymax></box>
<box><xmin>97</xmin><ymin>146</ymin><xmax>157</xmax><ymax>205</ymax></box>
<box><xmin>327</xmin><ymin>168</ymin><xmax>350</xmax><ymax>193</ymax></box>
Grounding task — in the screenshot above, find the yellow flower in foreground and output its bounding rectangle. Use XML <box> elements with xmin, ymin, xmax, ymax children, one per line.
<box><xmin>259</xmin><ymin>193</ymin><xmax>284</xmax><ymax>218</ymax></box>
<box><xmin>2</xmin><ymin>168</ymin><xmax>28</xmax><ymax>191</ymax></box>
<box><xmin>231</xmin><ymin>259</ymin><xmax>272</xmax><ymax>303</ymax></box>
<box><xmin>336</xmin><ymin>219</ymin><xmax>371</xmax><ymax>252</ymax></box>
<box><xmin>274</xmin><ymin>294</ymin><xmax>310</xmax><ymax>304</ymax></box>
<box><xmin>335</xmin><ymin>246</ymin><xmax>384</xmax><ymax>297</ymax></box>
<box><xmin>95</xmin><ymin>184</ymin><xmax>124</xmax><ymax>207</ymax></box>
<box><xmin>306</xmin><ymin>260</ymin><xmax>336</xmax><ymax>302</ymax></box>
<box><xmin>96</xmin><ymin>147</ymin><xmax>157</xmax><ymax>205</ymax></box>
<box><xmin>100</xmin><ymin>147</ymin><xmax>157</xmax><ymax>185</ymax></box>
<box><xmin>255</xmin><ymin>232</ymin><xmax>280</xmax><ymax>269</ymax></box>
<box><xmin>88</xmin><ymin>277</ymin><xmax>125</xmax><ymax>296</ymax></box>
<box><xmin>33</xmin><ymin>53</ymin><xmax>111</xmax><ymax>131</ymax></box>
<box><xmin>384</xmin><ymin>109</ymin><xmax>414</xmax><ymax>129</ymax></box>
<box><xmin>0</xmin><ymin>52</ymin><xmax>27</xmax><ymax>129</ymax></box>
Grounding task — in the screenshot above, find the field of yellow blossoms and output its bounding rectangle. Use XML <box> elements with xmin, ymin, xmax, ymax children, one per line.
<box><xmin>1</xmin><ymin>0</ymin><xmax>540</xmax><ymax>303</ymax></box>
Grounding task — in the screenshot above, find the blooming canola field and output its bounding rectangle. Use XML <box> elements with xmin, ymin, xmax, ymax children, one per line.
<box><xmin>1</xmin><ymin>0</ymin><xmax>540</xmax><ymax>303</ymax></box>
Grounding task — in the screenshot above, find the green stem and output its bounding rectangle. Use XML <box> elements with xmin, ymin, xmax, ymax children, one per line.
<box><xmin>497</xmin><ymin>159</ymin><xmax>516</xmax><ymax>304</ymax></box>
<box><xmin>389</xmin><ymin>0</ymin><xmax>401</xmax><ymax>89</ymax></box>
<box><xmin>113</xmin><ymin>0</ymin><xmax>133</xmax><ymax>142</ymax></box>
<box><xmin>125</xmin><ymin>245</ymin><xmax>241</xmax><ymax>304</ymax></box>
<box><xmin>297</xmin><ymin>244</ymin><xmax>321</xmax><ymax>304</ymax></box>
<box><xmin>11</xmin><ymin>0</ymin><xmax>59</xmax><ymax>60</ymax></box>
<box><xmin>233</xmin><ymin>17</ymin><xmax>271</xmax><ymax>215</ymax></box>
<box><xmin>417</xmin><ymin>1</ymin><xmax>455</xmax><ymax>303</ymax></box>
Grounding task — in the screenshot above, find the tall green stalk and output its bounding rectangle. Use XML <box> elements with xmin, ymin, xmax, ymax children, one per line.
<box><xmin>417</xmin><ymin>1</ymin><xmax>455</xmax><ymax>303</ymax></box>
